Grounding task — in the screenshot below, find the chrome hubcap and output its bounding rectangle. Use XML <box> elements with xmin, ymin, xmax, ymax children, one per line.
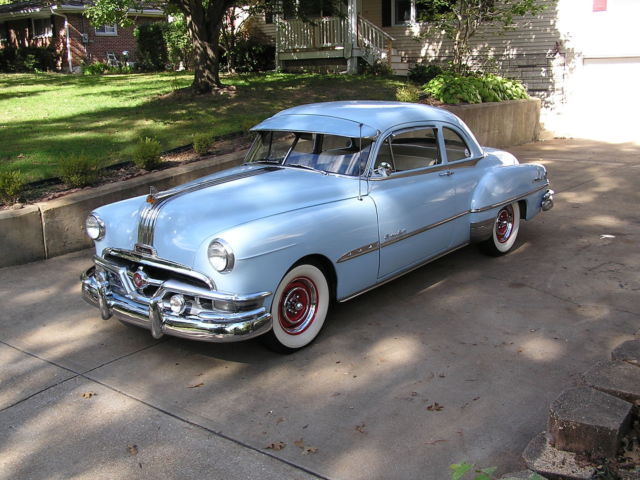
<box><xmin>496</xmin><ymin>205</ymin><xmax>514</xmax><ymax>244</ymax></box>
<box><xmin>279</xmin><ymin>277</ymin><xmax>318</xmax><ymax>335</ymax></box>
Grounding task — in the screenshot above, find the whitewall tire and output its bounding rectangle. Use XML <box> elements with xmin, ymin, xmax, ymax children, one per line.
<box><xmin>484</xmin><ymin>202</ymin><xmax>520</xmax><ymax>255</ymax></box>
<box><xmin>263</xmin><ymin>264</ymin><xmax>330</xmax><ymax>353</ymax></box>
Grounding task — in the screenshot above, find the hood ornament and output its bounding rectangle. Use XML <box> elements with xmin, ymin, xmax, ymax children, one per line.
<box><xmin>146</xmin><ymin>186</ymin><xmax>158</xmax><ymax>204</ymax></box>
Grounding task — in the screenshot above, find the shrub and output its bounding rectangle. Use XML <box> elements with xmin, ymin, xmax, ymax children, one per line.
<box><xmin>227</xmin><ymin>40</ymin><xmax>275</xmax><ymax>73</ymax></box>
<box><xmin>83</xmin><ymin>61</ymin><xmax>110</xmax><ymax>75</ymax></box>
<box><xmin>395</xmin><ymin>84</ymin><xmax>421</xmax><ymax>103</ymax></box>
<box><xmin>59</xmin><ymin>153</ymin><xmax>103</xmax><ymax>188</ymax></box>
<box><xmin>193</xmin><ymin>133</ymin><xmax>213</xmax><ymax>155</ymax></box>
<box><xmin>133</xmin><ymin>137</ymin><xmax>163</xmax><ymax>170</ymax></box>
<box><xmin>83</xmin><ymin>61</ymin><xmax>133</xmax><ymax>75</ymax></box>
<box><xmin>0</xmin><ymin>169</ymin><xmax>25</xmax><ymax>205</ymax></box>
<box><xmin>423</xmin><ymin>72</ymin><xmax>528</xmax><ymax>104</ymax></box>
<box><xmin>473</xmin><ymin>73</ymin><xmax>528</xmax><ymax>102</ymax></box>
<box><xmin>408</xmin><ymin>63</ymin><xmax>443</xmax><ymax>85</ymax></box>
<box><xmin>163</xmin><ymin>15</ymin><xmax>194</xmax><ymax>70</ymax></box>
<box><xmin>424</xmin><ymin>73</ymin><xmax>482</xmax><ymax>104</ymax></box>
<box><xmin>135</xmin><ymin>23</ymin><xmax>168</xmax><ymax>71</ymax></box>
<box><xmin>361</xmin><ymin>59</ymin><xmax>393</xmax><ymax>77</ymax></box>
<box><xmin>0</xmin><ymin>46</ymin><xmax>56</xmax><ymax>72</ymax></box>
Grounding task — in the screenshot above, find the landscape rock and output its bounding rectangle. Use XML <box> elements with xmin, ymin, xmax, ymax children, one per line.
<box><xmin>523</xmin><ymin>432</ymin><xmax>596</xmax><ymax>480</ymax></box>
<box><xmin>583</xmin><ymin>361</ymin><xmax>640</xmax><ymax>404</ymax></box>
<box><xmin>548</xmin><ymin>386</ymin><xmax>632</xmax><ymax>458</ymax></box>
<box><xmin>612</xmin><ymin>340</ymin><xmax>640</xmax><ymax>367</ymax></box>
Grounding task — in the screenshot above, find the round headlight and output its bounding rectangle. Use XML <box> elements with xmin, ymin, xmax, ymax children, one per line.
<box><xmin>207</xmin><ymin>239</ymin><xmax>234</xmax><ymax>273</ymax></box>
<box><xmin>85</xmin><ymin>214</ymin><xmax>105</xmax><ymax>241</ymax></box>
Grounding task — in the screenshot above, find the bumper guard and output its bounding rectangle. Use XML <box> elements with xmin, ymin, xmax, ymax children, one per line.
<box><xmin>81</xmin><ymin>257</ymin><xmax>272</xmax><ymax>343</ymax></box>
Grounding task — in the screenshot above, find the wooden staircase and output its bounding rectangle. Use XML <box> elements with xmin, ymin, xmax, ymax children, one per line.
<box><xmin>277</xmin><ymin>16</ymin><xmax>409</xmax><ymax>75</ymax></box>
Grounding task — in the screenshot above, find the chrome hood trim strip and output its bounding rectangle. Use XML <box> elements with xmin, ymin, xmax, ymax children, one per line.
<box><xmin>137</xmin><ymin>166</ymin><xmax>279</xmax><ymax>247</ymax></box>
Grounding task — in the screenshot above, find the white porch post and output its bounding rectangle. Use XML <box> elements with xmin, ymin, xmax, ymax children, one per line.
<box><xmin>346</xmin><ymin>0</ymin><xmax>358</xmax><ymax>74</ymax></box>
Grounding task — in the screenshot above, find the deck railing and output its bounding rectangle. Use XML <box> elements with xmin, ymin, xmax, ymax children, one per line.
<box><xmin>357</xmin><ymin>16</ymin><xmax>393</xmax><ymax>57</ymax></box>
<box><xmin>277</xmin><ymin>16</ymin><xmax>393</xmax><ymax>61</ymax></box>
<box><xmin>278</xmin><ymin>17</ymin><xmax>348</xmax><ymax>51</ymax></box>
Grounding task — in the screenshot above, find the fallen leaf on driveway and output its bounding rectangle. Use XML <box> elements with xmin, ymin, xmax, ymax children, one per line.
<box><xmin>425</xmin><ymin>439</ymin><xmax>446</xmax><ymax>445</ymax></box>
<box><xmin>276</xmin><ymin>417</ymin><xmax>285</xmax><ymax>425</ymax></box>
<box><xmin>188</xmin><ymin>382</ymin><xmax>204</xmax><ymax>389</ymax></box>
<box><xmin>355</xmin><ymin>423</ymin><xmax>366</xmax><ymax>434</ymax></box>
<box><xmin>128</xmin><ymin>445</ymin><xmax>138</xmax><ymax>456</ymax></box>
<box><xmin>427</xmin><ymin>402</ymin><xmax>444</xmax><ymax>411</ymax></box>
<box><xmin>81</xmin><ymin>392</ymin><xmax>97</xmax><ymax>399</ymax></box>
<box><xmin>293</xmin><ymin>438</ymin><xmax>319</xmax><ymax>454</ymax></box>
<box><xmin>265</xmin><ymin>442</ymin><xmax>286</xmax><ymax>451</ymax></box>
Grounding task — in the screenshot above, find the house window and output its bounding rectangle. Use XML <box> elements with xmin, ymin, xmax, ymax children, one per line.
<box><xmin>392</xmin><ymin>0</ymin><xmax>427</xmax><ymax>25</ymax></box>
<box><xmin>0</xmin><ymin>23</ymin><xmax>7</xmax><ymax>44</ymax></box>
<box><xmin>95</xmin><ymin>24</ymin><xmax>117</xmax><ymax>36</ymax></box>
<box><xmin>32</xmin><ymin>17</ymin><xmax>52</xmax><ymax>38</ymax></box>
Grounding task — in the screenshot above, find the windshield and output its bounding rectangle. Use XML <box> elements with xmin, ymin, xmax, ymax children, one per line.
<box><xmin>246</xmin><ymin>131</ymin><xmax>372</xmax><ymax>176</ymax></box>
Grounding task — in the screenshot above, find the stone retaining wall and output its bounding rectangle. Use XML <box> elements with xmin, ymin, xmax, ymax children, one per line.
<box><xmin>0</xmin><ymin>98</ymin><xmax>540</xmax><ymax>268</ymax></box>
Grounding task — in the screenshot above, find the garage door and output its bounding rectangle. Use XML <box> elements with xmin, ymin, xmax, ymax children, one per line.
<box><xmin>569</xmin><ymin>56</ymin><xmax>640</xmax><ymax>142</ymax></box>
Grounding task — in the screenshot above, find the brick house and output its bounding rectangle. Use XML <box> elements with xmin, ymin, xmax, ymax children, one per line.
<box><xmin>0</xmin><ymin>1</ymin><xmax>166</xmax><ymax>72</ymax></box>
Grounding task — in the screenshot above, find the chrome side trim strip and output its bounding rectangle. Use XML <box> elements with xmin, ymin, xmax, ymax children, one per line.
<box><xmin>470</xmin><ymin>183</ymin><xmax>550</xmax><ymax>213</ymax></box>
<box><xmin>337</xmin><ymin>241</ymin><xmax>380</xmax><ymax>263</ymax></box>
<box><xmin>137</xmin><ymin>167</ymin><xmax>278</xmax><ymax>246</ymax></box>
<box><xmin>336</xmin><ymin>210</ymin><xmax>469</xmax><ymax>263</ymax></box>
<box><xmin>338</xmin><ymin>243</ymin><xmax>469</xmax><ymax>302</ymax></box>
<box><xmin>380</xmin><ymin>211</ymin><xmax>469</xmax><ymax>248</ymax></box>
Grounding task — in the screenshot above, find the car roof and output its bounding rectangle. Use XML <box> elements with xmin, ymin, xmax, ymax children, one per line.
<box><xmin>251</xmin><ymin>101</ymin><xmax>466</xmax><ymax>138</ymax></box>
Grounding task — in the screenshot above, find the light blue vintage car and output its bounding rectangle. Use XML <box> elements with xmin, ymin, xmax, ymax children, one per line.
<box><xmin>81</xmin><ymin>101</ymin><xmax>553</xmax><ymax>352</ymax></box>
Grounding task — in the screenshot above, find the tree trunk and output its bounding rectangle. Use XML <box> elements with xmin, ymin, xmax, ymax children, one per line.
<box><xmin>178</xmin><ymin>0</ymin><xmax>230</xmax><ymax>94</ymax></box>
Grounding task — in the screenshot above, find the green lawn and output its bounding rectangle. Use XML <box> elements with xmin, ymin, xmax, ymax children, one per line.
<box><xmin>0</xmin><ymin>72</ymin><xmax>404</xmax><ymax>182</ymax></box>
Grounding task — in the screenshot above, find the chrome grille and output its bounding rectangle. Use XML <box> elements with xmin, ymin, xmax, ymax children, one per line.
<box><xmin>103</xmin><ymin>248</ymin><xmax>214</xmax><ymax>291</ymax></box>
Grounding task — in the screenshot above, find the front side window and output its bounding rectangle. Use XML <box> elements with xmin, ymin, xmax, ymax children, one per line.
<box><xmin>375</xmin><ymin>127</ymin><xmax>440</xmax><ymax>173</ymax></box>
<box><xmin>246</xmin><ymin>131</ymin><xmax>372</xmax><ymax>176</ymax></box>
<box><xmin>442</xmin><ymin>127</ymin><xmax>471</xmax><ymax>162</ymax></box>
<box><xmin>95</xmin><ymin>24</ymin><xmax>117</xmax><ymax>36</ymax></box>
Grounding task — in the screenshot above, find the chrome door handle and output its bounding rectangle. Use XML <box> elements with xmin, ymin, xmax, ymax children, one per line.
<box><xmin>439</xmin><ymin>171</ymin><xmax>453</xmax><ymax>176</ymax></box>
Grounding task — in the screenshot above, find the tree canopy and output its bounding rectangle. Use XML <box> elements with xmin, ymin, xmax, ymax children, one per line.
<box><xmin>86</xmin><ymin>0</ymin><xmax>334</xmax><ymax>94</ymax></box>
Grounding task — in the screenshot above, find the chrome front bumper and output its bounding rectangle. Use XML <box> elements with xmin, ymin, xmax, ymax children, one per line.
<box><xmin>81</xmin><ymin>257</ymin><xmax>272</xmax><ymax>343</ymax></box>
<box><xmin>541</xmin><ymin>189</ymin><xmax>554</xmax><ymax>211</ymax></box>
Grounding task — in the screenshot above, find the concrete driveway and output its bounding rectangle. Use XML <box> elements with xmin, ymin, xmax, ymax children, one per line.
<box><xmin>1</xmin><ymin>139</ymin><xmax>638</xmax><ymax>480</ymax></box>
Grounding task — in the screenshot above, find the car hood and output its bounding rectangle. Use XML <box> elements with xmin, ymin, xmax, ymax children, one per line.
<box><xmin>99</xmin><ymin>164</ymin><xmax>359</xmax><ymax>266</ymax></box>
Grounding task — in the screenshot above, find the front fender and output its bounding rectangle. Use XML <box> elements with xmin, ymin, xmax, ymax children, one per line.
<box><xmin>193</xmin><ymin>196</ymin><xmax>380</xmax><ymax>308</ymax></box>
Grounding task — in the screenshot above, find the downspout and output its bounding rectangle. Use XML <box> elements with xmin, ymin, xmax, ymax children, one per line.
<box><xmin>50</xmin><ymin>9</ymin><xmax>72</xmax><ymax>72</ymax></box>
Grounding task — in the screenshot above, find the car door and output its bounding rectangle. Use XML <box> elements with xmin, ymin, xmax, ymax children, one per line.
<box><xmin>368</xmin><ymin>126</ymin><xmax>460</xmax><ymax>280</ymax></box>
<box><xmin>439</xmin><ymin>125</ymin><xmax>486</xmax><ymax>246</ymax></box>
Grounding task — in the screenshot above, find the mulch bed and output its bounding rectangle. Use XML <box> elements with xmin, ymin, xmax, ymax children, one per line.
<box><xmin>1</xmin><ymin>135</ymin><xmax>253</xmax><ymax>211</ymax></box>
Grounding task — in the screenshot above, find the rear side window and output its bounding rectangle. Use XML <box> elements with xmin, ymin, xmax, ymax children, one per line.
<box><xmin>442</xmin><ymin>127</ymin><xmax>471</xmax><ymax>162</ymax></box>
<box><xmin>377</xmin><ymin>127</ymin><xmax>440</xmax><ymax>172</ymax></box>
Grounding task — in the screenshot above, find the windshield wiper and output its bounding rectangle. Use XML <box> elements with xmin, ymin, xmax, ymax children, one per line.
<box><xmin>285</xmin><ymin>163</ymin><xmax>326</xmax><ymax>174</ymax></box>
<box><xmin>253</xmin><ymin>159</ymin><xmax>281</xmax><ymax>164</ymax></box>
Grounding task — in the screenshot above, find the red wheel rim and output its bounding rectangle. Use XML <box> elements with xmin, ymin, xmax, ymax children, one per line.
<box><xmin>495</xmin><ymin>205</ymin><xmax>514</xmax><ymax>243</ymax></box>
<box><xmin>278</xmin><ymin>276</ymin><xmax>318</xmax><ymax>335</ymax></box>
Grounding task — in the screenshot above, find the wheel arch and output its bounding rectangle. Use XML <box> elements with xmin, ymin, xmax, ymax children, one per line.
<box><xmin>518</xmin><ymin>199</ymin><xmax>528</xmax><ymax>220</ymax></box>
<box><xmin>291</xmin><ymin>254</ymin><xmax>338</xmax><ymax>302</ymax></box>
